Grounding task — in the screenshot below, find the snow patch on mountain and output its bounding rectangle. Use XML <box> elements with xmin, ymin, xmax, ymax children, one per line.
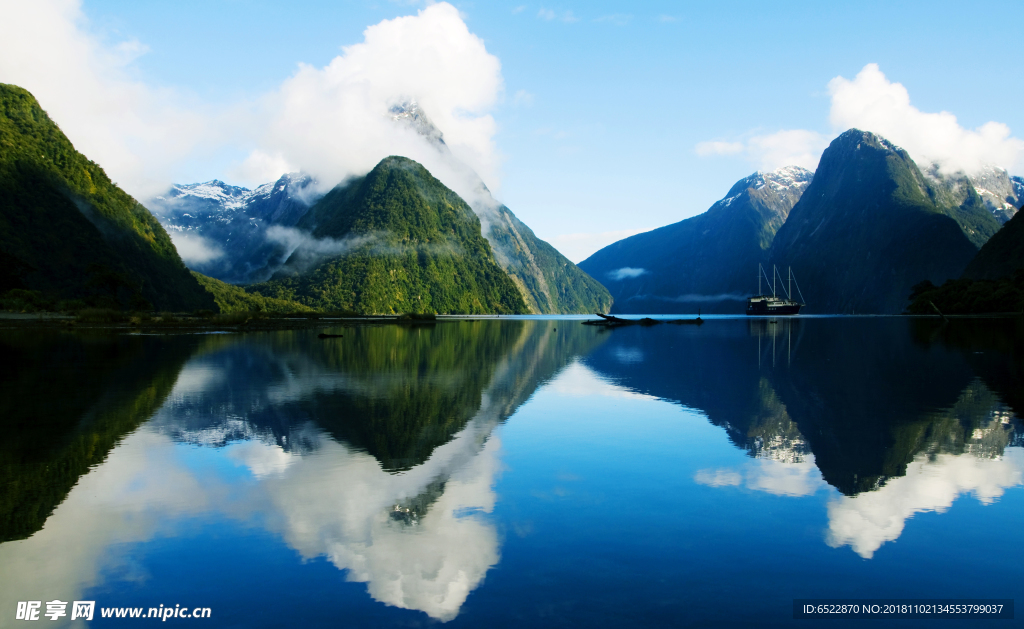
<box><xmin>148</xmin><ymin>172</ymin><xmax>321</xmax><ymax>283</ymax></box>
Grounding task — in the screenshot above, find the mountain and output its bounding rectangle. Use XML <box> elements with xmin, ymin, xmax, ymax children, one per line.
<box><xmin>965</xmin><ymin>165</ymin><xmax>1021</xmax><ymax>224</ymax></box>
<box><xmin>248</xmin><ymin>156</ymin><xmax>529</xmax><ymax>314</ymax></box>
<box><xmin>904</xmin><ymin>205</ymin><xmax>1024</xmax><ymax>314</ymax></box>
<box><xmin>769</xmin><ymin>129</ymin><xmax>1003</xmax><ymax>314</ymax></box>
<box><xmin>389</xmin><ymin>102</ymin><xmax>611</xmax><ymax>314</ymax></box>
<box><xmin>487</xmin><ymin>205</ymin><xmax>612</xmax><ymax>313</ymax></box>
<box><xmin>147</xmin><ymin>173</ymin><xmax>318</xmax><ymax>284</ymax></box>
<box><xmin>0</xmin><ymin>84</ymin><xmax>214</xmax><ymax>311</ymax></box>
<box><xmin>191</xmin><ymin>271</ymin><xmax>312</xmax><ymax>314</ymax></box>
<box><xmin>147</xmin><ymin>103</ymin><xmax>611</xmax><ymax>314</ymax></box>
<box><xmin>577</xmin><ymin>166</ymin><xmax>813</xmax><ymax>313</ymax></box>
<box><xmin>963</xmin><ymin>205</ymin><xmax>1024</xmax><ymax>280</ymax></box>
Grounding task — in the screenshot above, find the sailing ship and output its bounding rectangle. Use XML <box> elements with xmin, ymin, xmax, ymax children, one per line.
<box><xmin>746</xmin><ymin>264</ymin><xmax>805</xmax><ymax>316</ymax></box>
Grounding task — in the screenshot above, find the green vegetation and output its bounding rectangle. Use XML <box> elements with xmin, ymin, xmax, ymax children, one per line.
<box><xmin>249</xmin><ymin>156</ymin><xmax>528</xmax><ymax>314</ymax></box>
<box><xmin>0</xmin><ymin>84</ymin><xmax>215</xmax><ymax>311</ymax></box>
<box><xmin>191</xmin><ymin>271</ymin><xmax>312</xmax><ymax>314</ymax></box>
<box><xmin>488</xmin><ymin>205</ymin><xmax>612</xmax><ymax>313</ymax></box>
<box><xmin>906</xmin><ymin>272</ymin><xmax>1024</xmax><ymax>314</ymax></box>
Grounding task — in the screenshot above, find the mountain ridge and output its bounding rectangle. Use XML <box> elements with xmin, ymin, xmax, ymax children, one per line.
<box><xmin>578</xmin><ymin>165</ymin><xmax>814</xmax><ymax>313</ymax></box>
<box><xmin>0</xmin><ymin>83</ymin><xmax>214</xmax><ymax>311</ymax></box>
<box><xmin>248</xmin><ymin>155</ymin><xmax>529</xmax><ymax>314</ymax></box>
<box><xmin>769</xmin><ymin>129</ymin><xmax>1002</xmax><ymax>313</ymax></box>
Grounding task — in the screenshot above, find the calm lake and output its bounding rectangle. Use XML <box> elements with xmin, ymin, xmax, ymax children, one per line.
<box><xmin>1</xmin><ymin>317</ymin><xmax>1021</xmax><ymax>627</ymax></box>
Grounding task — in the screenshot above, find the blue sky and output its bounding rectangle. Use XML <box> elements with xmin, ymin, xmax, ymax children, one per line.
<box><xmin>3</xmin><ymin>0</ymin><xmax>1023</xmax><ymax>261</ymax></box>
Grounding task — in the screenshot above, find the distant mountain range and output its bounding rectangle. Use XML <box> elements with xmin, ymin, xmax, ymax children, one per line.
<box><xmin>583</xmin><ymin>128</ymin><xmax>1019</xmax><ymax>314</ymax></box>
<box><xmin>4</xmin><ymin>79</ymin><xmax>1021</xmax><ymax>317</ymax></box>
<box><xmin>150</xmin><ymin>102</ymin><xmax>610</xmax><ymax>315</ymax></box>
<box><xmin>0</xmin><ymin>84</ymin><xmax>214</xmax><ymax>312</ymax></box>
<box><xmin>965</xmin><ymin>165</ymin><xmax>1022</xmax><ymax>224</ymax></box>
<box><xmin>148</xmin><ymin>173</ymin><xmax>318</xmax><ymax>284</ymax></box>
<box><xmin>579</xmin><ymin>166</ymin><xmax>813</xmax><ymax>313</ymax></box>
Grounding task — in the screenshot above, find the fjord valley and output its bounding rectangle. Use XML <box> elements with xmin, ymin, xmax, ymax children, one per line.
<box><xmin>0</xmin><ymin>84</ymin><xmax>609</xmax><ymax>317</ymax></box>
<box><xmin>2</xmin><ymin>81</ymin><xmax>1023</xmax><ymax>319</ymax></box>
<box><xmin>907</xmin><ymin>205</ymin><xmax>1024</xmax><ymax>315</ymax></box>
<box><xmin>148</xmin><ymin>101</ymin><xmax>612</xmax><ymax>316</ymax></box>
<box><xmin>3</xmin><ymin>1</ymin><xmax>1024</xmax><ymax>626</ymax></box>
<box><xmin>583</xmin><ymin>129</ymin><xmax>1022</xmax><ymax>315</ymax></box>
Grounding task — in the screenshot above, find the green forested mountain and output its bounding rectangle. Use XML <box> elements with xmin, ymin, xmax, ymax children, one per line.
<box><xmin>0</xmin><ymin>84</ymin><xmax>214</xmax><ymax>311</ymax></box>
<box><xmin>249</xmin><ymin>156</ymin><xmax>528</xmax><ymax>314</ymax></box>
<box><xmin>387</xmin><ymin>101</ymin><xmax>610</xmax><ymax>314</ymax></box>
<box><xmin>578</xmin><ymin>166</ymin><xmax>813</xmax><ymax>313</ymax></box>
<box><xmin>769</xmin><ymin>129</ymin><xmax>1002</xmax><ymax>314</ymax></box>
<box><xmin>191</xmin><ymin>271</ymin><xmax>311</xmax><ymax>314</ymax></box>
<box><xmin>488</xmin><ymin>204</ymin><xmax>612</xmax><ymax>313</ymax></box>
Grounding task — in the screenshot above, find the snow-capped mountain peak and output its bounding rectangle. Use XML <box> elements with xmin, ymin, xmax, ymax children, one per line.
<box><xmin>389</xmin><ymin>100</ymin><xmax>447</xmax><ymax>150</ymax></box>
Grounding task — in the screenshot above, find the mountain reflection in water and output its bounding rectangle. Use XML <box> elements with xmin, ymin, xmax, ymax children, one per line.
<box><xmin>0</xmin><ymin>317</ymin><xmax>1021</xmax><ymax>625</ymax></box>
<box><xmin>583</xmin><ymin>317</ymin><xmax>1024</xmax><ymax>558</ymax></box>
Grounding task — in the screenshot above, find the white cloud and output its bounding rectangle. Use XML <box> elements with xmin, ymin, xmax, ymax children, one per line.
<box><xmin>828</xmin><ymin>63</ymin><xmax>1024</xmax><ymax>175</ymax></box>
<box><xmin>696</xmin><ymin>130</ymin><xmax>827</xmax><ymax>171</ymax></box>
<box><xmin>745</xmin><ymin>130</ymin><xmax>827</xmax><ymax>172</ymax></box>
<box><xmin>826</xmin><ymin>449</ymin><xmax>1024</xmax><ymax>559</ymax></box>
<box><xmin>230</xmin><ymin>150</ymin><xmax>297</xmax><ymax>186</ymax></box>
<box><xmin>695</xmin><ymin>63</ymin><xmax>1024</xmax><ymax>175</ymax></box>
<box><xmin>694</xmin><ymin>468</ymin><xmax>743</xmax><ymax>487</ymax></box>
<box><xmin>247</xmin><ymin>3</ymin><xmax>504</xmax><ymax>196</ymax></box>
<box><xmin>0</xmin><ymin>0</ymin><xmax>218</xmax><ymax>199</ymax></box>
<box><xmin>227</xmin><ymin>441</ymin><xmax>297</xmax><ymax>479</ymax></box>
<box><xmin>512</xmin><ymin>89</ymin><xmax>535</xmax><ymax>107</ymax></box>
<box><xmin>168</xmin><ymin>232</ymin><xmax>224</xmax><ymax>264</ymax></box>
<box><xmin>0</xmin><ymin>1</ymin><xmax>506</xmax><ymax>207</ymax></box>
<box><xmin>745</xmin><ymin>458</ymin><xmax>825</xmax><ymax>497</ymax></box>
<box><xmin>694</xmin><ymin>456</ymin><xmax>825</xmax><ymax>497</ymax></box>
<box><xmin>607</xmin><ymin>266</ymin><xmax>647</xmax><ymax>281</ymax></box>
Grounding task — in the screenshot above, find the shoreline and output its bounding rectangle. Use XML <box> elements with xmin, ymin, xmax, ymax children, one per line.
<box><xmin>0</xmin><ymin>311</ymin><xmax>1020</xmax><ymax>335</ymax></box>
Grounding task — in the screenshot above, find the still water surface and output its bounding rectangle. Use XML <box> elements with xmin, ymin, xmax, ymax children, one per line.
<box><xmin>1</xmin><ymin>318</ymin><xmax>1021</xmax><ymax>627</ymax></box>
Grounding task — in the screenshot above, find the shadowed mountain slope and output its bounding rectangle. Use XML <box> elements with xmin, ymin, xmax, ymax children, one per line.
<box><xmin>579</xmin><ymin>166</ymin><xmax>813</xmax><ymax>314</ymax></box>
<box><xmin>0</xmin><ymin>84</ymin><xmax>214</xmax><ymax>311</ymax></box>
<box><xmin>769</xmin><ymin>130</ymin><xmax>1002</xmax><ymax>314</ymax></box>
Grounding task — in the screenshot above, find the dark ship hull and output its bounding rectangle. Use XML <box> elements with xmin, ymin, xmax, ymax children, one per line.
<box><xmin>745</xmin><ymin>296</ymin><xmax>802</xmax><ymax>315</ymax></box>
